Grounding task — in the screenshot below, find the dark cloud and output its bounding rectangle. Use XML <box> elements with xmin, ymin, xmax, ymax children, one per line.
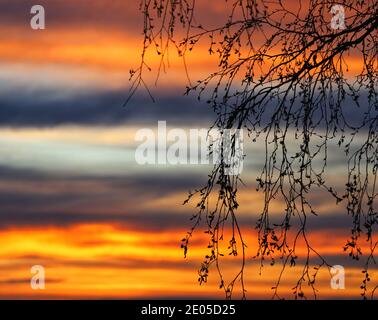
<box><xmin>0</xmin><ymin>165</ymin><xmax>205</xmax><ymax>192</ymax></box>
<box><xmin>0</xmin><ymin>83</ymin><xmax>373</xmax><ymax>128</ymax></box>
<box><xmin>0</xmin><ymin>169</ymin><xmax>211</xmax><ymax>235</ymax></box>
<box><xmin>0</xmin><ymin>255</ymin><xmax>199</xmax><ymax>271</ymax></box>
<box><xmin>0</xmin><ymin>0</ymin><xmax>141</xmax><ymax>32</ymax></box>
<box><xmin>0</xmin><ymin>191</ymin><xmax>97</xmax><ymax>208</ymax></box>
<box><xmin>0</xmin><ymin>166</ymin><xmax>53</xmax><ymax>181</ymax></box>
<box><xmin>0</xmin><ymin>278</ymin><xmax>63</xmax><ymax>285</ymax></box>
<box><xmin>0</xmin><ymin>0</ymin><xmax>228</xmax><ymax>33</ymax></box>
<box><xmin>0</xmin><ymin>165</ymin><xmax>205</xmax><ymax>229</ymax></box>
<box><xmin>0</xmin><ymin>88</ymin><xmax>215</xmax><ymax>126</ymax></box>
<box><xmin>0</xmin><ymin>207</ymin><xmax>357</xmax><ymax>234</ymax></box>
<box><xmin>0</xmin><ymin>210</ymin><xmax>190</xmax><ymax>230</ymax></box>
<box><xmin>0</xmin><ymin>165</ymin><xmax>359</xmax><ymax>231</ymax></box>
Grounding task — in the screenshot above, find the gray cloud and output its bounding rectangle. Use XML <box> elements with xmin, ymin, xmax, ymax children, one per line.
<box><xmin>0</xmin><ymin>83</ymin><xmax>374</xmax><ymax>128</ymax></box>
<box><xmin>0</xmin><ymin>0</ymin><xmax>140</xmax><ymax>31</ymax></box>
<box><xmin>0</xmin><ymin>88</ymin><xmax>215</xmax><ymax>126</ymax></box>
<box><xmin>0</xmin><ymin>165</ymin><xmax>360</xmax><ymax>232</ymax></box>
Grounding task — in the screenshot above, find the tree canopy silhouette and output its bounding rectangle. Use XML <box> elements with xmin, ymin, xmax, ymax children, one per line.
<box><xmin>129</xmin><ymin>0</ymin><xmax>378</xmax><ymax>299</ymax></box>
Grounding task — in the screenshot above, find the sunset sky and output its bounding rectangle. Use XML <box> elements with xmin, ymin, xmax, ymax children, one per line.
<box><xmin>0</xmin><ymin>0</ymin><xmax>376</xmax><ymax>299</ymax></box>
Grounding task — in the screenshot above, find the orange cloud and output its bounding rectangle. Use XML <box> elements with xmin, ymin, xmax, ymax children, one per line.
<box><xmin>0</xmin><ymin>223</ymin><xmax>374</xmax><ymax>299</ymax></box>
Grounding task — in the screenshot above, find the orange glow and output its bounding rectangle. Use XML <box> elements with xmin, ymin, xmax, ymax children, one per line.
<box><xmin>0</xmin><ymin>223</ymin><xmax>374</xmax><ymax>299</ymax></box>
<box><xmin>0</xmin><ymin>24</ymin><xmax>364</xmax><ymax>89</ymax></box>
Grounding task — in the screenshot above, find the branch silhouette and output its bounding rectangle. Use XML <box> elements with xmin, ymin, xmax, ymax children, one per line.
<box><xmin>129</xmin><ymin>0</ymin><xmax>378</xmax><ymax>299</ymax></box>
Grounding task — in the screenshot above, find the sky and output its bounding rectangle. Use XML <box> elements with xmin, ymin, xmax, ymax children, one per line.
<box><xmin>0</xmin><ymin>0</ymin><xmax>376</xmax><ymax>299</ymax></box>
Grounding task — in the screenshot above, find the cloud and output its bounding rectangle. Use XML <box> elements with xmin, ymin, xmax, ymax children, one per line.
<box><xmin>0</xmin><ymin>0</ymin><xmax>229</xmax><ymax>34</ymax></box>
<box><xmin>0</xmin><ymin>77</ymin><xmax>373</xmax><ymax>127</ymax></box>
<box><xmin>0</xmin><ymin>210</ymin><xmax>193</xmax><ymax>231</ymax></box>
<box><xmin>0</xmin><ymin>0</ymin><xmax>141</xmax><ymax>31</ymax></box>
<box><xmin>0</xmin><ymin>278</ymin><xmax>63</xmax><ymax>285</ymax></box>
<box><xmin>0</xmin><ymin>164</ymin><xmax>204</xmax><ymax>229</ymax></box>
<box><xmin>0</xmin><ymin>207</ymin><xmax>357</xmax><ymax>234</ymax></box>
<box><xmin>0</xmin><ymin>164</ymin><xmax>359</xmax><ymax>232</ymax></box>
<box><xmin>0</xmin><ymin>87</ymin><xmax>215</xmax><ymax>126</ymax></box>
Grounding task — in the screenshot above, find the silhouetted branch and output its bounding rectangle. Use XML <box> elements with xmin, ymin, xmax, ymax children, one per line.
<box><xmin>131</xmin><ymin>0</ymin><xmax>378</xmax><ymax>299</ymax></box>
